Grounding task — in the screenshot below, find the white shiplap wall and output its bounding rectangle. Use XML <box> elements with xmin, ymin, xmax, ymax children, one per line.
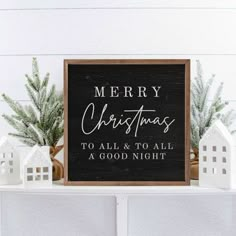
<box><xmin>1</xmin><ymin>8</ymin><xmax>236</xmax><ymax>144</ymax></box>
<box><xmin>1</xmin><ymin>1</ymin><xmax>236</xmax><ymax>236</ymax></box>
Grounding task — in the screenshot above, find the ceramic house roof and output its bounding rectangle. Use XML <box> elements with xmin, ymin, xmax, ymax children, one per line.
<box><xmin>24</xmin><ymin>145</ymin><xmax>52</xmax><ymax>166</ymax></box>
<box><xmin>0</xmin><ymin>136</ymin><xmax>17</xmax><ymax>153</ymax></box>
<box><xmin>200</xmin><ymin>120</ymin><xmax>235</xmax><ymax>146</ymax></box>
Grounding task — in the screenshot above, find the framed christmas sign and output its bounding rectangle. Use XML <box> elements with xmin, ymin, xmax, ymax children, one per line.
<box><xmin>64</xmin><ymin>59</ymin><xmax>190</xmax><ymax>186</ymax></box>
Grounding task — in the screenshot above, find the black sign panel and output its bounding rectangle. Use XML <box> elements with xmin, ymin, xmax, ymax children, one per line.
<box><xmin>64</xmin><ymin>60</ymin><xmax>190</xmax><ymax>185</ymax></box>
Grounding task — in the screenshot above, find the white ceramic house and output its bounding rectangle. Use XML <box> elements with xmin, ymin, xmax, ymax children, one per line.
<box><xmin>23</xmin><ymin>145</ymin><xmax>52</xmax><ymax>187</ymax></box>
<box><xmin>199</xmin><ymin>120</ymin><xmax>236</xmax><ymax>189</ymax></box>
<box><xmin>0</xmin><ymin>136</ymin><xmax>21</xmax><ymax>185</ymax></box>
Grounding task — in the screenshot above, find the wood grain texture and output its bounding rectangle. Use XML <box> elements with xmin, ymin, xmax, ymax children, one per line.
<box><xmin>185</xmin><ymin>60</ymin><xmax>190</xmax><ymax>185</ymax></box>
<box><xmin>64</xmin><ymin>59</ymin><xmax>190</xmax><ymax>186</ymax></box>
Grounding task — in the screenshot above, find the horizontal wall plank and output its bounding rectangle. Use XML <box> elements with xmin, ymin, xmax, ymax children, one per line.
<box><xmin>1</xmin><ymin>55</ymin><xmax>236</xmax><ymax>100</ymax></box>
<box><xmin>1</xmin><ymin>0</ymin><xmax>236</xmax><ymax>10</ymax></box>
<box><xmin>0</xmin><ymin>10</ymin><xmax>236</xmax><ymax>55</ymax></box>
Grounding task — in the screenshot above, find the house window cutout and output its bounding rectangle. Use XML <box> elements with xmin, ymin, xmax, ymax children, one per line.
<box><xmin>35</xmin><ymin>175</ymin><xmax>41</xmax><ymax>181</ymax></box>
<box><xmin>9</xmin><ymin>160</ymin><xmax>13</xmax><ymax>166</ymax></box>
<box><xmin>222</xmin><ymin>169</ymin><xmax>227</xmax><ymax>174</ymax></box>
<box><xmin>1</xmin><ymin>161</ymin><xmax>6</xmax><ymax>167</ymax></box>
<box><xmin>27</xmin><ymin>176</ymin><xmax>33</xmax><ymax>181</ymax></box>
<box><xmin>9</xmin><ymin>168</ymin><xmax>13</xmax><ymax>174</ymax></box>
<box><xmin>222</xmin><ymin>146</ymin><xmax>227</xmax><ymax>152</ymax></box>
<box><xmin>212</xmin><ymin>146</ymin><xmax>217</xmax><ymax>151</ymax></box>
<box><xmin>212</xmin><ymin>168</ymin><xmax>217</xmax><ymax>174</ymax></box>
<box><xmin>203</xmin><ymin>146</ymin><xmax>207</xmax><ymax>151</ymax></box>
<box><xmin>222</xmin><ymin>157</ymin><xmax>227</xmax><ymax>163</ymax></box>
<box><xmin>27</xmin><ymin>168</ymin><xmax>33</xmax><ymax>174</ymax></box>
<box><xmin>6</xmin><ymin>153</ymin><xmax>12</xmax><ymax>158</ymax></box>
<box><xmin>43</xmin><ymin>175</ymin><xmax>49</xmax><ymax>180</ymax></box>
<box><xmin>43</xmin><ymin>167</ymin><xmax>49</xmax><ymax>173</ymax></box>
<box><xmin>203</xmin><ymin>156</ymin><xmax>207</xmax><ymax>162</ymax></box>
<box><xmin>36</xmin><ymin>167</ymin><xmax>41</xmax><ymax>173</ymax></box>
<box><xmin>203</xmin><ymin>167</ymin><xmax>207</xmax><ymax>173</ymax></box>
<box><xmin>212</xmin><ymin>156</ymin><xmax>217</xmax><ymax>162</ymax></box>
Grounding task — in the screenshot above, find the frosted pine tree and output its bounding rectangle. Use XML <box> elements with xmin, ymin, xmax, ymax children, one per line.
<box><xmin>191</xmin><ymin>60</ymin><xmax>236</xmax><ymax>179</ymax></box>
<box><xmin>2</xmin><ymin>58</ymin><xmax>64</xmax><ymax>180</ymax></box>
<box><xmin>191</xmin><ymin>60</ymin><xmax>236</xmax><ymax>152</ymax></box>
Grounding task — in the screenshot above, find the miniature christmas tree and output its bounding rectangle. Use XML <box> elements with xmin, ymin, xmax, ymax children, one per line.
<box><xmin>2</xmin><ymin>58</ymin><xmax>64</xmax><ymax>180</ymax></box>
<box><xmin>191</xmin><ymin>60</ymin><xmax>236</xmax><ymax>150</ymax></box>
<box><xmin>190</xmin><ymin>60</ymin><xmax>236</xmax><ymax>179</ymax></box>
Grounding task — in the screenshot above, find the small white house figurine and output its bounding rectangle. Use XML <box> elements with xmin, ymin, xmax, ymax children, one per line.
<box><xmin>0</xmin><ymin>136</ymin><xmax>21</xmax><ymax>185</ymax></box>
<box><xmin>199</xmin><ymin>120</ymin><xmax>236</xmax><ymax>189</ymax></box>
<box><xmin>23</xmin><ymin>145</ymin><xmax>52</xmax><ymax>187</ymax></box>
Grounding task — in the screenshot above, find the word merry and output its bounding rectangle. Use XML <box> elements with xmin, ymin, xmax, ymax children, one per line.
<box><xmin>94</xmin><ymin>86</ymin><xmax>161</xmax><ymax>98</ymax></box>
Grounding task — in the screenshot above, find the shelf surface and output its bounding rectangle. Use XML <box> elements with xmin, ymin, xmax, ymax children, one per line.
<box><xmin>0</xmin><ymin>180</ymin><xmax>236</xmax><ymax>195</ymax></box>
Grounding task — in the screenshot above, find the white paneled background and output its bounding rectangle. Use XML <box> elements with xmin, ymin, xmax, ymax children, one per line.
<box><xmin>1</xmin><ymin>1</ymin><xmax>236</xmax><ymax>236</ymax></box>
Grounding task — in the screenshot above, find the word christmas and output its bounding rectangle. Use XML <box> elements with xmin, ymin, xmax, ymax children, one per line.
<box><xmin>81</xmin><ymin>103</ymin><xmax>175</xmax><ymax>137</ymax></box>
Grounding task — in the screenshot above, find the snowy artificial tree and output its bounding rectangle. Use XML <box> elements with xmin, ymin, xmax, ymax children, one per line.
<box><xmin>190</xmin><ymin>60</ymin><xmax>236</xmax><ymax>179</ymax></box>
<box><xmin>2</xmin><ymin>58</ymin><xmax>64</xmax><ymax>180</ymax></box>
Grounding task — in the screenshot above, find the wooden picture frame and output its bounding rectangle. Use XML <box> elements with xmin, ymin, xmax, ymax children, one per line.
<box><xmin>64</xmin><ymin>59</ymin><xmax>190</xmax><ymax>186</ymax></box>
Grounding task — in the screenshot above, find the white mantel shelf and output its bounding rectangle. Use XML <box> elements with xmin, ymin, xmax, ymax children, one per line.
<box><xmin>0</xmin><ymin>180</ymin><xmax>236</xmax><ymax>195</ymax></box>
